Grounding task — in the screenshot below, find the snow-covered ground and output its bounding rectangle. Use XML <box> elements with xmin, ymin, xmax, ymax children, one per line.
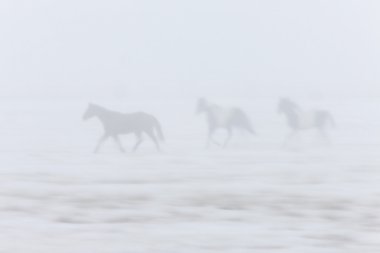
<box><xmin>0</xmin><ymin>97</ymin><xmax>379</xmax><ymax>252</ymax></box>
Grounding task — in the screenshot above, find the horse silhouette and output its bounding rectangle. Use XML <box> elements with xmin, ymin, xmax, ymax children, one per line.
<box><xmin>278</xmin><ymin>97</ymin><xmax>335</xmax><ymax>146</ymax></box>
<box><xmin>196</xmin><ymin>98</ymin><xmax>255</xmax><ymax>148</ymax></box>
<box><xmin>83</xmin><ymin>103</ymin><xmax>164</xmax><ymax>153</ymax></box>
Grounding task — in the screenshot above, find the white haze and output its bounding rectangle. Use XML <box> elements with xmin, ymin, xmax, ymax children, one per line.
<box><xmin>0</xmin><ymin>1</ymin><xmax>380</xmax><ymax>253</ymax></box>
<box><xmin>0</xmin><ymin>0</ymin><xmax>379</xmax><ymax>98</ymax></box>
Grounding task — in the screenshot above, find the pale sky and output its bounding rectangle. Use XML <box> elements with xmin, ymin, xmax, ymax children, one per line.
<box><xmin>0</xmin><ymin>0</ymin><xmax>379</xmax><ymax>98</ymax></box>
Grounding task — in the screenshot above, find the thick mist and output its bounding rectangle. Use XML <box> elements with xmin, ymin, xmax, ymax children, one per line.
<box><xmin>0</xmin><ymin>0</ymin><xmax>379</xmax><ymax>98</ymax></box>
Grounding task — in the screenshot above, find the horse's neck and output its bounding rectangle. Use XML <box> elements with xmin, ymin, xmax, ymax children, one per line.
<box><xmin>95</xmin><ymin>107</ymin><xmax>115</xmax><ymax>123</ymax></box>
<box><xmin>205</xmin><ymin>104</ymin><xmax>232</xmax><ymax>125</ymax></box>
<box><xmin>205</xmin><ymin>104</ymin><xmax>220</xmax><ymax>117</ymax></box>
<box><xmin>284</xmin><ymin>108</ymin><xmax>300</xmax><ymax>127</ymax></box>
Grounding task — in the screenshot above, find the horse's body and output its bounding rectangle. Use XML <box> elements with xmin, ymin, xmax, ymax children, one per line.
<box><xmin>278</xmin><ymin>98</ymin><xmax>334</xmax><ymax>145</ymax></box>
<box><xmin>83</xmin><ymin>104</ymin><xmax>164</xmax><ymax>153</ymax></box>
<box><xmin>196</xmin><ymin>98</ymin><xmax>255</xmax><ymax>147</ymax></box>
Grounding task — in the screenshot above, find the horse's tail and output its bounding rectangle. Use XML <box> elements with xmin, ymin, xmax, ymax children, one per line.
<box><xmin>152</xmin><ymin>117</ymin><xmax>165</xmax><ymax>141</ymax></box>
<box><xmin>319</xmin><ymin>110</ymin><xmax>335</xmax><ymax>128</ymax></box>
<box><xmin>234</xmin><ymin>108</ymin><xmax>256</xmax><ymax>135</ymax></box>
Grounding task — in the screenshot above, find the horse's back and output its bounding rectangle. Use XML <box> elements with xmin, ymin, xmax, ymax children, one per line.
<box><xmin>297</xmin><ymin>110</ymin><xmax>333</xmax><ymax>129</ymax></box>
<box><xmin>124</xmin><ymin>111</ymin><xmax>152</xmax><ymax>120</ymax></box>
<box><xmin>315</xmin><ymin>110</ymin><xmax>334</xmax><ymax>127</ymax></box>
<box><xmin>105</xmin><ymin>111</ymin><xmax>157</xmax><ymax>134</ymax></box>
<box><xmin>209</xmin><ymin>105</ymin><xmax>253</xmax><ymax>131</ymax></box>
<box><xmin>209</xmin><ymin>105</ymin><xmax>234</xmax><ymax>126</ymax></box>
<box><xmin>297</xmin><ymin>110</ymin><xmax>316</xmax><ymax>129</ymax></box>
<box><xmin>230</xmin><ymin>108</ymin><xmax>255</xmax><ymax>132</ymax></box>
<box><xmin>123</xmin><ymin>112</ymin><xmax>157</xmax><ymax>126</ymax></box>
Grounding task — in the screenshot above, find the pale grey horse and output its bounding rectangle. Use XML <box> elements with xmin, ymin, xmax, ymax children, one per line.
<box><xmin>278</xmin><ymin>98</ymin><xmax>335</xmax><ymax>146</ymax></box>
<box><xmin>196</xmin><ymin>98</ymin><xmax>256</xmax><ymax>148</ymax></box>
<box><xmin>83</xmin><ymin>103</ymin><xmax>164</xmax><ymax>153</ymax></box>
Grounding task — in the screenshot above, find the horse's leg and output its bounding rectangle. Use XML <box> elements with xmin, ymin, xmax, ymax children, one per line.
<box><xmin>206</xmin><ymin>130</ymin><xmax>217</xmax><ymax>148</ymax></box>
<box><xmin>132</xmin><ymin>132</ymin><xmax>143</xmax><ymax>152</ymax></box>
<box><xmin>146</xmin><ymin>129</ymin><xmax>160</xmax><ymax>151</ymax></box>
<box><xmin>283</xmin><ymin>130</ymin><xmax>297</xmax><ymax>148</ymax></box>
<box><xmin>223</xmin><ymin>128</ymin><xmax>232</xmax><ymax>148</ymax></box>
<box><xmin>113</xmin><ymin>135</ymin><xmax>125</xmax><ymax>153</ymax></box>
<box><xmin>206</xmin><ymin>130</ymin><xmax>212</xmax><ymax>148</ymax></box>
<box><xmin>317</xmin><ymin>128</ymin><xmax>331</xmax><ymax>146</ymax></box>
<box><xmin>94</xmin><ymin>133</ymin><xmax>109</xmax><ymax>153</ymax></box>
<box><xmin>207</xmin><ymin>127</ymin><xmax>220</xmax><ymax>148</ymax></box>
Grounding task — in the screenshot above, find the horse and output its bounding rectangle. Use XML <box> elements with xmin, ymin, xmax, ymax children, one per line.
<box><xmin>277</xmin><ymin>97</ymin><xmax>335</xmax><ymax>146</ymax></box>
<box><xmin>83</xmin><ymin>103</ymin><xmax>164</xmax><ymax>153</ymax></box>
<box><xmin>196</xmin><ymin>98</ymin><xmax>256</xmax><ymax>148</ymax></box>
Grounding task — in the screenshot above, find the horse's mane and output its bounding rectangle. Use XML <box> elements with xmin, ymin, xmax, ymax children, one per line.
<box><xmin>91</xmin><ymin>104</ymin><xmax>123</xmax><ymax>115</ymax></box>
<box><xmin>279</xmin><ymin>98</ymin><xmax>300</xmax><ymax>112</ymax></box>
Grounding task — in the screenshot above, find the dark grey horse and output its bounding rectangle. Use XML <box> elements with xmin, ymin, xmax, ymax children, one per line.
<box><xmin>196</xmin><ymin>98</ymin><xmax>255</xmax><ymax>148</ymax></box>
<box><xmin>83</xmin><ymin>103</ymin><xmax>164</xmax><ymax>153</ymax></box>
<box><xmin>278</xmin><ymin>98</ymin><xmax>335</xmax><ymax>146</ymax></box>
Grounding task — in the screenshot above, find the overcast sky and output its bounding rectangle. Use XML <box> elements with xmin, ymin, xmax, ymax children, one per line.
<box><xmin>0</xmin><ymin>0</ymin><xmax>379</xmax><ymax>98</ymax></box>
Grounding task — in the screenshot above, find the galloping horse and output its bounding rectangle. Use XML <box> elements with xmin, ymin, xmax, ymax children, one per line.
<box><xmin>83</xmin><ymin>103</ymin><xmax>164</xmax><ymax>153</ymax></box>
<box><xmin>278</xmin><ymin>98</ymin><xmax>335</xmax><ymax>146</ymax></box>
<box><xmin>196</xmin><ymin>98</ymin><xmax>256</xmax><ymax>147</ymax></box>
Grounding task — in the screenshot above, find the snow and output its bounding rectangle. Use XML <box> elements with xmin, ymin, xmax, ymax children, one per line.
<box><xmin>0</xmin><ymin>97</ymin><xmax>379</xmax><ymax>252</ymax></box>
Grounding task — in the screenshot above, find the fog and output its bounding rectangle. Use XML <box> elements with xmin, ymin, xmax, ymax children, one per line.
<box><xmin>1</xmin><ymin>0</ymin><xmax>379</xmax><ymax>98</ymax></box>
<box><xmin>0</xmin><ymin>1</ymin><xmax>380</xmax><ymax>252</ymax></box>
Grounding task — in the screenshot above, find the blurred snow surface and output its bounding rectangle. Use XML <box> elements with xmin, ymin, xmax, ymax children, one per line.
<box><xmin>0</xmin><ymin>97</ymin><xmax>379</xmax><ymax>253</ymax></box>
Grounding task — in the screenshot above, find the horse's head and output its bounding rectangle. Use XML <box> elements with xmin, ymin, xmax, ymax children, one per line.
<box><xmin>83</xmin><ymin>103</ymin><xmax>97</xmax><ymax>120</ymax></box>
<box><xmin>196</xmin><ymin>98</ymin><xmax>208</xmax><ymax>114</ymax></box>
<box><xmin>277</xmin><ymin>97</ymin><xmax>299</xmax><ymax>115</ymax></box>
